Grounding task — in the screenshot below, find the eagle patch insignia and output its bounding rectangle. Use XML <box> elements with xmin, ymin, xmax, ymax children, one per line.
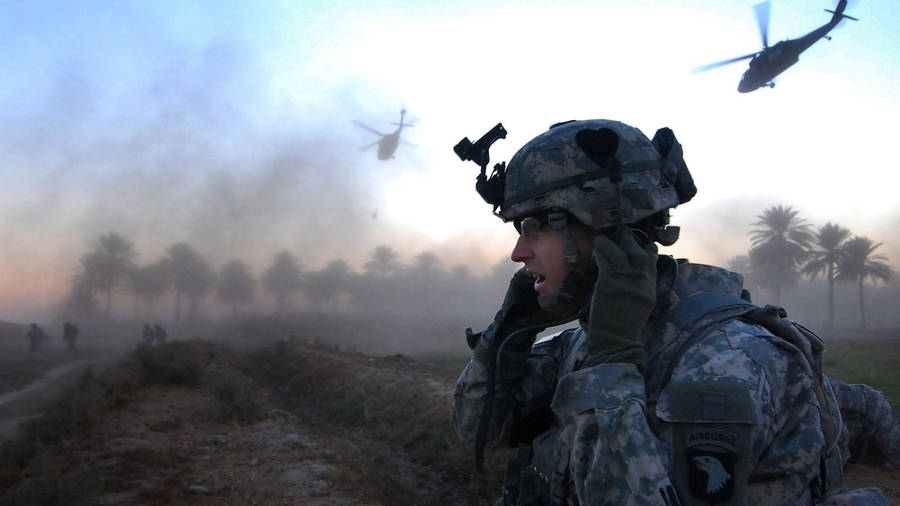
<box><xmin>686</xmin><ymin>429</ymin><xmax>737</xmax><ymax>501</ymax></box>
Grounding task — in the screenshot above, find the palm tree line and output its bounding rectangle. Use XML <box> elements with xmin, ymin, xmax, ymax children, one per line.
<box><xmin>63</xmin><ymin>206</ymin><xmax>894</xmax><ymax>330</ymax></box>
<box><xmin>732</xmin><ymin>205</ymin><xmax>893</xmax><ymax>329</ymax></box>
<box><xmin>58</xmin><ymin>234</ymin><xmax>515</xmax><ymax>324</ymax></box>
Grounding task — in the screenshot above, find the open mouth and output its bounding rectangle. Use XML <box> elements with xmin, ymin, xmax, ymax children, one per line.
<box><xmin>533</xmin><ymin>273</ymin><xmax>546</xmax><ymax>290</ymax></box>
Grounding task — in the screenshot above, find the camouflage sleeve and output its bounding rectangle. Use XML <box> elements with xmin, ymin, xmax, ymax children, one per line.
<box><xmin>828</xmin><ymin>376</ymin><xmax>900</xmax><ymax>470</ymax></box>
<box><xmin>453</xmin><ymin>333</ymin><xmax>567</xmax><ymax>447</ymax></box>
<box><xmin>552</xmin><ymin>363</ymin><xmax>677</xmax><ymax>505</ymax></box>
<box><xmin>452</xmin><ymin>357</ymin><xmax>514</xmax><ymax>445</ymax></box>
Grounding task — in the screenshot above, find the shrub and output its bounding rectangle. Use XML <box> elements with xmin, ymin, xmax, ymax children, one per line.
<box><xmin>0</xmin><ymin>369</ymin><xmax>107</xmax><ymax>497</ymax></box>
<box><xmin>208</xmin><ymin>370</ymin><xmax>262</xmax><ymax>422</ymax></box>
<box><xmin>130</xmin><ymin>340</ymin><xmax>206</xmax><ymax>387</ymax></box>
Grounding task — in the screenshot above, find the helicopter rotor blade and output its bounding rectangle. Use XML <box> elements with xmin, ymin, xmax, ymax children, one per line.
<box><xmin>691</xmin><ymin>52</ymin><xmax>759</xmax><ymax>74</ymax></box>
<box><xmin>359</xmin><ymin>140</ymin><xmax>380</xmax><ymax>151</ymax></box>
<box><xmin>754</xmin><ymin>1</ymin><xmax>771</xmax><ymax>49</ymax></box>
<box><xmin>352</xmin><ymin>121</ymin><xmax>386</xmax><ymax>137</ymax></box>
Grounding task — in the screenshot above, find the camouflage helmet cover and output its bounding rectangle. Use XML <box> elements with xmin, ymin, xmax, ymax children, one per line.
<box><xmin>499</xmin><ymin>119</ymin><xmax>695</xmax><ymax>229</ymax></box>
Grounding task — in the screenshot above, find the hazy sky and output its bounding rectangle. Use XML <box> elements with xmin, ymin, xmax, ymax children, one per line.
<box><xmin>2</xmin><ymin>0</ymin><xmax>899</xmax><ymax>321</ymax></box>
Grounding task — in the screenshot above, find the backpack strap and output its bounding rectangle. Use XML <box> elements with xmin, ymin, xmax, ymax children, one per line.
<box><xmin>648</xmin><ymin>292</ymin><xmax>756</xmax><ymax>396</ymax></box>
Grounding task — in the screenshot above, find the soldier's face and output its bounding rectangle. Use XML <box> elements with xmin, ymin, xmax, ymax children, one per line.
<box><xmin>510</xmin><ymin>217</ymin><xmax>592</xmax><ymax>298</ymax></box>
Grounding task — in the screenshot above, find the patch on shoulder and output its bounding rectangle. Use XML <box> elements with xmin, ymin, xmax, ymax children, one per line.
<box><xmin>687</xmin><ymin>429</ymin><xmax>737</xmax><ymax>501</ymax></box>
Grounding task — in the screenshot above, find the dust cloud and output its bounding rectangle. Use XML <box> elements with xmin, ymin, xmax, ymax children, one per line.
<box><xmin>2</xmin><ymin>27</ymin><xmax>898</xmax><ymax>346</ymax></box>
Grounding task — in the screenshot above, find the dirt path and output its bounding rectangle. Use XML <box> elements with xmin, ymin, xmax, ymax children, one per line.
<box><xmin>0</xmin><ymin>358</ymin><xmax>105</xmax><ymax>442</ymax></box>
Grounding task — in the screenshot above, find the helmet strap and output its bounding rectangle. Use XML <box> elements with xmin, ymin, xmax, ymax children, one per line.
<box><xmin>537</xmin><ymin>211</ymin><xmax>593</xmax><ymax>313</ymax></box>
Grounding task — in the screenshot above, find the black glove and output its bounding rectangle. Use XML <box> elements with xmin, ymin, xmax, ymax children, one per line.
<box><xmin>582</xmin><ymin>230</ymin><xmax>658</xmax><ymax>372</ymax></box>
<box><xmin>472</xmin><ymin>268</ymin><xmax>561</xmax><ymax>374</ymax></box>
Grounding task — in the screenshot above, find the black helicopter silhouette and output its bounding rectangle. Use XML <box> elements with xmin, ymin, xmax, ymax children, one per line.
<box><xmin>353</xmin><ymin>108</ymin><xmax>415</xmax><ymax>160</ymax></box>
<box><xmin>692</xmin><ymin>0</ymin><xmax>857</xmax><ymax>93</ymax></box>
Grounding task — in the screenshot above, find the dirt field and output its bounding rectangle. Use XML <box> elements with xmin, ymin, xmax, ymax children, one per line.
<box><xmin>0</xmin><ymin>339</ymin><xmax>898</xmax><ymax>505</ymax></box>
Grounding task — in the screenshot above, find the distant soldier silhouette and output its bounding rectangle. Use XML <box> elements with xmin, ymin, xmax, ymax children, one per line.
<box><xmin>62</xmin><ymin>321</ymin><xmax>79</xmax><ymax>352</ymax></box>
<box><xmin>153</xmin><ymin>324</ymin><xmax>167</xmax><ymax>344</ymax></box>
<box><xmin>25</xmin><ymin>323</ymin><xmax>46</xmax><ymax>352</ymax></box>
<box><xmin>141</xmin><ymin>323</ymin><xmax>154</xmax><ymax>345</ymax></box>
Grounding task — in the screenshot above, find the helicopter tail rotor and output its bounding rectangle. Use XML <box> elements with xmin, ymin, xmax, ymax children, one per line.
<box><xmin>825</xmin><ymin>0</ymin><xmax>858</xmax><ymax>23</ymax></box>
<box><xmin>391</xmin><ymin>107</ymin><xmax>416</xmax><ymax>128</ymax></box>
<box><xmin>754</xmin><ymin>1</ymin><xmax>771</xmax><ymax>49</ymax></box>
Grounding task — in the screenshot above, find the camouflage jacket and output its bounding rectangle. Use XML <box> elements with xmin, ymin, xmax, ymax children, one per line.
<box><xmin>453</xmin><ymin>261</ymin><xmax>892</xmax><ymax>505</ymax></box>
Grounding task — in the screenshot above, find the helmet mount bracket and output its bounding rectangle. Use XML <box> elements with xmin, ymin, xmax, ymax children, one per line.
<box><xmin>454</xmin><ymin>123</ymin><xmax>509</xmax><ymax>210</ymax></box>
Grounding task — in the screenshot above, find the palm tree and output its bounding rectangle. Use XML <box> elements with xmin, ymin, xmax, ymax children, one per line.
<box><xmin>263</xmin><ymin>251</ymin><xmax>303</xmax><ymax>313</ymax></box>
<box><xmin>217</xmin><ymin>260</ymin><xmax>255</xmax><ymax>318</ymax></box>
<box><xmin>163</xmin><ymin>243</ymin><xmax>214</xmax><ymax>323</ymax></box>
<box><xmin>450</xmin><ymin>264</ymin><xmax>472</xmax><ymax>281</ymax></box>
<box><xmin>83</xmin><ymin>232</ymin><xmax>136</xmax><ymax>319</ymax></box>
<box><xmin>129</xmin><ymin>262</ymin><xmax>169</xmax><ymax>319</ymax></box>
<box><xmin>836</xmin><ymin>236</ymin><xmax>892</xmax><ymax>329</ymax></box>
<box><xmin>801</xmin><ymin>223</ymin><xmax>852</xmax><ymax>330</ymax></box>
<box><xmin>58</xmin><ymin>275</ymin><xmax>101</xmax><ymax>321</ymax></box>
<box><xmin>306</xmin><ymin>259</ymin><xmax>351</xmax><ymax>309</ymax></box>
<box><xmin>748</xmin><ymin>205</ymin><xmax>813</xmax><ymax>305</ymax></box>
<box><xmin>412</xmin><ymin>252</ymin><xmax>441</xmax><ymax>274</ymax></box>
<box><xmin>364</xmin><ymin>245</ymin><xmax>400</xmax><ymax>277</ymax></box>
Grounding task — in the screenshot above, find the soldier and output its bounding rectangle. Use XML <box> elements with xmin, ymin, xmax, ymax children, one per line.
<box><xmin>25</xmin><ymin>323</ymin><xmax>46</xmax><ymax>352</ymax></box>
<box><xmin>153</xmin><ymin>324</ymin><xmax>167</xmax><ymax>344</ymax></box>
<box><xmin>452</xmin><ymin>119</ymin><xmax>895</xmax><ymax>505</ymax></box>
<box><xmin>62</xmin><ymin>321</ymin><xmax>79</xmax><ymax>352</ymax></box>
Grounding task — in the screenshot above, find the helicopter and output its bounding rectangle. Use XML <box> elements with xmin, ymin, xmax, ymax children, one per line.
<box><xmin>353</xmin><ymin>108</ymin><xmax>415</xmax><ymax>160</ymax></box>
<box><xmin>692</xmin><ymin>0</ymin><xmax>857</xmax><ymax>93</ymax></box>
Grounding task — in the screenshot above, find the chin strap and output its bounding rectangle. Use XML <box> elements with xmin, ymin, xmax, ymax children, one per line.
<box><xmin>537</xmin><ymin>211</ymin><xmax>592</xmax><ymax>310</ymax></box>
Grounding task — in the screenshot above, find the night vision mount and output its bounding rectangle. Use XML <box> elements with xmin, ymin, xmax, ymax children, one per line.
<box><xmin>453</xmin><ymin>123</ymin><xmax>507</xmax><ymax>211</ymax></box>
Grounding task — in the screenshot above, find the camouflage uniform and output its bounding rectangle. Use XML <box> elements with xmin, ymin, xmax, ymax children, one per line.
<box><xmin>454</xmin><ymin>261</ymin><xmax>891</xmax><ymax>505</ymax></box>
<box><xmin>829</xmin><ymin>378</ymin><xmax>900</xmax><ymax>471</ymax></box>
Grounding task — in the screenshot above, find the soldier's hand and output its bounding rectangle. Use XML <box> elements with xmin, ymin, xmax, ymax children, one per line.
<box><xmin>582</xmin><ymin>229</ymin><xmax>658</xmax><ymax>372</ymax></box>
<box><xmin>473</xmin><ymin>267</ymin><xmax>560</xmax><ymax>372</ymax></box>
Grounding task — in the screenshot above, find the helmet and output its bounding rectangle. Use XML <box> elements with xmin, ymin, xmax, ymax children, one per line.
<box><xmin>498</xmin><ymin>119</ymin><xmax>696</xmax><ymax>241</ymax></box>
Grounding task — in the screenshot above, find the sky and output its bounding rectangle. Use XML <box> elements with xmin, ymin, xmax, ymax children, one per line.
<box><xmin>2</xmin><ymin>0</ymin><xmax>899</xmax><ymax>322</ymax></box>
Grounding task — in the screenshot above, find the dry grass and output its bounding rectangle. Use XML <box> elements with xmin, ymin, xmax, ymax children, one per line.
<box><xmin>250</xmin><ymin>340</ymin><xmax>505</xmax><ymax>505</ymax></box>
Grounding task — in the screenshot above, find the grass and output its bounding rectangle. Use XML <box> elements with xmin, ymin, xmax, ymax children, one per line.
<box><xmin>250</xmin><ymin>341</ymin><xmax>505</xmax><ymax>505</ymax></box>
<box><xmin>0</xmin><ymin>339</ymin><xmax>226</xmax><ymax>502</ymax></box>
<box><xmin>128</xmin><ymin>340</ymin><xmax>209</xmax><ymax>387</ymax></box>
<box><xmin>207</xmin><ymin>369</ymin><xmax>263</xmax><ymax>422</ymax></box>
<box><xmin>822</xmin><ymin>335</ymin><xmax>900</xmax><ymax>408</ymax></box>
<box><xmin>0</xmin><ymin>369</ymin><xmax>106</xmax><ymax>499</ymax></box>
